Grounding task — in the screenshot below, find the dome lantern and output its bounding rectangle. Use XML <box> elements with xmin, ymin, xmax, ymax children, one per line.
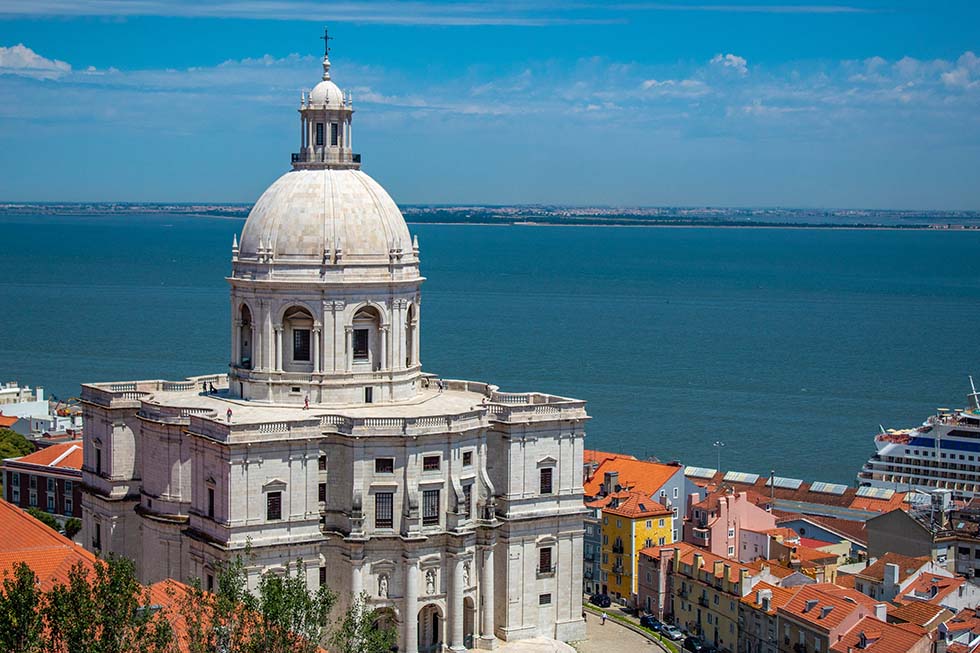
<box><xmin>293</xmin><ymin>27</ymin><xmax>360</xmax><ymax>170</ymax></box>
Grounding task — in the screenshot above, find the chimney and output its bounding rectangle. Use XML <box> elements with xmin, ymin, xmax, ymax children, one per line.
<box><xmin>820</xmin><ymin>606</ymin><xmax>834</xmax><ymax>619</ymax></box>
<box><xmin>714</xmin><ymin>560</ymin><xmax>725</xmax><ymax>579</ymax></box>
<box><xmin>804</xmin><ymin>599</ymin><xmax>819</xmax><ymax>613</ymax></box>
<box><xmin>757</xmin><ymin>588</ymin><xmax>773</xmax><ymax>612</ymax></box>
<box><xmin>603</xmin><ymin>471</ymin><xmax>619</xmax><ymax>496</ymax></box>
<box><xmin>883</xmin><ymin>562</ymin><xmax>900</xmax><ymax>596</ymax></box>
<box><xmin>874</xmin><ymin>603</ymin><xmax>887</xmax><ymax>622</ymax></box>
<box><xmin>694</xmin><ymin>553</ymin><xmax>703</xmax><ymax>571</ymax></box>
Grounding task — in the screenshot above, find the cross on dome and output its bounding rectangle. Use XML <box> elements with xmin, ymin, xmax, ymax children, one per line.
<box><xmin>320</xmin><ymin>27</ymin><xmax>333</xmax><ymax>79</ymax></box>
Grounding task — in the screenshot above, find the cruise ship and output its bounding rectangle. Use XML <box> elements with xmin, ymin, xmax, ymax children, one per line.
<box><xmin>858</xmin><ymin>378</ymin><xmax>980</xmax><ymax>499</ymax></box>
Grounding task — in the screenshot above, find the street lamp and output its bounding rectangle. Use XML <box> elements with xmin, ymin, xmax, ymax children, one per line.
<box><xmin>713</xmin><ymin>441</ymin><xmax>725</xmax><ymax>472</ymax></box>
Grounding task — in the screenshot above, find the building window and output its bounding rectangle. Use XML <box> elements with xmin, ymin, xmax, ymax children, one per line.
<box><xmin>353</xmin><ymin>329</ymin><xmax>369</xmax><ymax>360</ymax></box>
<box><xmin>318</xmin><ymin>455</ymin><xmax>327</xmax><ymax>471</ymax></box>
<box><xmin>46</xmin><ymin>494</ymin><xmax>55</xmax><ymax>512</ymax></box>
<box><xmin>293</xmin><ymin>329</ymin><xmax>311</xmax><ymax>361</ymax></box>
<box><xmin>422</xmin><ymin>489</ymin><xmax>440</xmax><ymax>526</ymax></box>
<box><xmin>423</xmin><ymin>455</ymin><xmax>441</xmax><ymax>472</ymax></box>
<box><xmin>208</xmin><ymin>488</ymin><xmax>215</xmax><ymax>518</ymax></box>
<box><xmin>318</xmin><ymin>483</ymin><xmax>326</xmax><ymax>503</ymax></box>
<box><xmin>10</xmin><ymin>473</ymin><xmax>19</xmax><ymax>488</ymax></box>
<box><xmin>462</xmin><ymin>484</ymin><xmax>472</xmax><ymax>519</ymax></box>
<box><xmin>29</xmin><ymin>490</ymin><xmax>37</xmax><ymax>507</ymax></box>
<box><xmin>315</xmin><ymin>122</ymin><xmax>324</xmax><ymax>146</ymax></box>
<box><xmin>206</xmin><ymin>574</ymin><xmax>214</xmax><ymax>592</ymax></box>
<box><xmin>95</xmin><ymin>448</ymin><xmax>102</xmax><ymax>475</ymax></box>
<box><xmin>330</xmin><ymin>122</ymin><xmax>339</xmax><ymax>146</ymax></box>
<box><xmin>29</xmin><ymin>475</ymin><xmax>36</xmax><ymax>489</ymax></box>
<box><xmin>673</xmin><ymin>487</ymin><xmax>679</xmax><ymax>498</ymax></box>
<box><xmin>11</xmin><ymin>488</ymin><xmax>19</xmax><ymax>503</ymax></box>
<box><xmin>539</xmin><ymin>547</ymin><xmax>553</xmax><ymax>574</ymax></box>
<box><xmin>64</xmin><ymin>497</ymin><xmax>72</xmax><ymax>515</ymax></box>
<box><xmin>658</xmin><ymin>537</ymin><xmax>666</xmax><ymax>546</ymax></box>
<box><xmin>616</xmin><ymin>519</ymin><xmax>622</xmax><ymax>529</ymax></box>
<box><xmin>659</xmin><ymin>518</ymin><xmax>665</xmax><ymax>527</ymax></box>
<box><xmin>266</xmin><ymin>491</ymin><xmax>282</xmax><ymax>521</ymax></box>
<box><xmin>375</xmin><ymin>457</ymin><xmax>394</xmax><ymax>474</ymax></box>
<box><xmin>463</xmin><ymin>451</ymin><xmax>473</xmax><ymax>467</ymax></box>
<box><xmin>93</xmin><ymin>523</ymin><xmax>101</xmax><ymax>550</ymax></box>
<box><xmin>728</xmin><ymin>546</ymin><xmax>735</xmax><ymax>556</ymax></box>
<box><xmin>646</xmin><ymin>520</ymin><xmax>652</xmax><ymax>529</ymax></box>
<box><xmin>64</xmin><ymin>480</ymin><xmax>72</xmax><ymax>493</ymax></box>
<box><xmin>47</xmin><ymin>478</ymin><xmax>55</xmax><ymax>493</ymax></box>
<box><xmin>539</xmin><ymin>593</ymin><xmax>552</xmax><ymax>605</ymax></box>
<box><xmin>319</xmin><ymin>566</ymin><xmax>327</xmax><ymax>586</ymax></box>
<box><xmin>602</xmin><ymin>534</ymin><xmax>608</xmax><ymax>545</ymax></box>
<box><xmin>375</xmin><ymin>492</ymin><xmax>394</xmax><ymax>529</ymax></box>
<box><xmin>540</xmin><ymin>467</ymin><xmax>554</xmax><ymax>494</ymax></box>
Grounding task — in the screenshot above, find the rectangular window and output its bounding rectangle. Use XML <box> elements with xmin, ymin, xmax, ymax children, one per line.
<box><xmin>266</xmin><ymin>491</ymin><xmax>282</xmax><ymax>521</ymax></box>
<box><xmin>539</xmin><ymin>593</ymin><xmax>552</xmax><ymax>605</ymax></box>
<box><xmin>11</xmin><ymin>488</ymin><xmax>19</xmax><ymax>503</ymax></box>
<box><xmin>462</xmin><ymin>484</ymin><xmax>472</xmax><ymax>519</ymax></box>
<box><xmin>208</xmin><ymin>488</ymin><xmax>215</xmax><ymax>518</ymax></box>
<box><xmin>47</xmin><ymin>494</ymin><xmax>55</xmax><ymax>512</ymax></box>
<box><xmin>318</xmin><ymin>454</ymin><xmax>327</xmax><ymax>471</ymax></box>
<box><xmin>47</xmin><ymin>478</ymin><xmax>55</xmax><ymax>493</ymax></box>
<box><xmin>318</xmin><ymin>482</ymin><xmax>327</xmax><ymax>503</ymax></box>
<box><xmin>316</xmin><ymin>122</ymin><xmax>324</xmax><ymax>146</ymax></box>
<box><xmin>319</xmin><ymin>566</ymin><xmax>327</xmax><ymax>587</ymax></box>
<box><xmin>353</xmin><ymin>329</ymin><xmax>369</xmax><ymax>360</ymax></box>
<box><xmin>422</xmin><ymin>489</ymin><xmax>440</xmax><ymax>526</ymax></box>
<box><xmin>206</xmin><ymin>574</ymin><xmax>214</xmax><ymax>593</ymax></box>
<box><xmin>423</xmin><ymin>455</ymin><xmax>441</xmax><ymax>472</ymax></box>
<box><xmin>29</xmin><ymin>475</ymin><xmax>36</xmax><ymax>489</ymax></box>
<box><xmin>29</xmin><ymin>490</ymin><xmax>37</xmax><ymax>507</ymax></box>
<box><xmin>375</xmin><ymin>492</ymin><xmax>394</xmax><ymax>529</ymax></box>
<box><xmin>539</xmin><ymin>547</ymin><xmax>553</xmax><ymax>574</ymax></box>
<box><xmin>540</xmin><ymin>467</ymin><xmax>553</xmax><ymax>494</ymax></box>
<box><xmin>96</xmin><ymin>448</ymin><xmax>102</xmax><ymax>475</ymax></box>
<box><xmin>330</xmin><ymin>122</ymin><xmax>339</xmax><ymax>146</ymax></box>
<box><xmin>94</xmin><ymin>523</ymin><xmax>101</xmax><ymax>550</ymax></box>
<box><xmin>673</xmin><ymin>487</ymin><xmax>679</xmax><ymax>498</ymax></box>
<box><xmin>659</xmin><ymin>518</ymin><xmax>665</xmax><ymax>527</ymax></box>
<box><xmin>10</xmin><ymin>473</ymin><xmax>18</xmax><ymax>488</ymax></box>
<box><xmin>659</xmin><ymin>537</ymin><xmax>666</xmax><ymax>546</ymax></box>
<box><xmin>64</xmin><ymin>497</ymin><xmax>72</xmax><ymax>515</ymax></box>
<box><xmin>64</xmin><ymin>480</ymin><xmax>72</xmax><ymax>493</ymax></box>
<box><xmin>463</xmin><ymin>451</ymin><xmax>473</xmax><ymax>467</ymax></box>
<box><xmin>375</xmin><ymin>457</ymin><xmax>394</xmax><ymax>474</ymax></box>
<box><xmin>364</xmin><ymin>387</ymin><xmax>373</xmax><ymax>404</ymax></box>
<box><xmin>293</xmin><ymin>329</ymin><xmax>311</xmax><ymax>361</ymax></box>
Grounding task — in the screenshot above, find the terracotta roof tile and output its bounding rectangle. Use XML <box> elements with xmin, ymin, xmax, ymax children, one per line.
<box><xmin>0</xmin><ymin>414</ymin><xmax>17</xmax><ymax>428</ymax></box>
<box><xmin>0</xmin><ymin>498</ymin><xmax>95</xmax><ymax>591</ymax></box>
<box><xmin>584</xmin><ymin>449</ymin><xmax>636</xmax><ymax>467</ymax></box>
<box><xmin>857</xmin><ymin>552</ymin><xmax>932</xmax><ymax>583</ymax></box>
<box><xmin>887</xmin><ymin>601</ymin><xmax>951</xmax><ymax>630</ymax></box>
<box><xmin>739</xmin><ymin>581</ymin><xmax>799</xmax><ymax>614</ymax></box>
<box><xmin>583</xmin><ymin>458</ymin><xmax>682</xmax><ymax>499</ymax></box>
<box><xmin>778</xmin><ymin>583</ymin><xmax>877</xmax><ymax>632</ymax></box>
<box><xmin>5</xmin><ymin>441</ymin><xmax>83</xmax><ymax>470</ymax></box>
<box><xmin>592</xmin><ymin>491</ymin><xmax>672</xmax><ymax>519</ymax></box>
<box><xmin>830</xmin><ymin>616</ymin><xmax>929</xmax><ymax>653</ymax></box>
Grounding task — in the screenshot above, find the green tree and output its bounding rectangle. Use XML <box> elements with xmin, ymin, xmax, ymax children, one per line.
<box><xmin>44</xmin><ymin>556</ymin><xmax>176</xmax><ymax>653</ymax></box>
<box><xmin>63</xmin><ymin>518</ymin><xmax>82</xmax><ymax>539</ymax></box>
<box><xmin>330</xmin><ymin>592</ymin><xmax>398</xmax><ymax>653</ymax></box>
<box><xmin>0</xmin><ymin>562</ymin><xmax>43</xmax><ymax>653</ymax></box>
<box><xmin>26</xmin><ymin>507</ymin><xmax>59</xmax><ymax>531</ymax></box>
<box><xmin>0</xmin><ymin>428</ymin><xmax>33</xmax><ymax>460</ymax></box>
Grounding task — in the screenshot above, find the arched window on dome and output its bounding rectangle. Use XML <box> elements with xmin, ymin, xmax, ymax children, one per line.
<box><xmin>405</xmin><ymin>303</ymin><xmax>417</xmax><ymax>368</ymax></box>
<box><xmin>351</xmin><ymin>306</ymin><xmax>383</xmax><ymax>371</ymax></box>
<box><xmin>283</xmin><ymin>305</ymin><xmax>315</xmax><ymax>373</ymax></box>
<box><xmin>239</xmin><ymin>305</ymin><xmax>253</xmax><ymax>369</ymax></box>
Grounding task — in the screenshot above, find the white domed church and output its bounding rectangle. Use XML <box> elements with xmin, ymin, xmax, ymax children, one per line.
<box><xmin>80</xmin><ymin>33</ymin><xmax>587</xmax><ymax>652</ymax></box>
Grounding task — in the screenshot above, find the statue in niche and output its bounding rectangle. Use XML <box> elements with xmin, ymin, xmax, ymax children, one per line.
<box><xmin>378</xmin><ymin>574</ymin><xmax>389</xmax><ymax>599</ymax></box>
<box><xmin>425</xmin><ymin>569</ymin><xmax>436</xmax><ymax>595</ymax></box>
<box><xmin>463</xmin><ymin>561</ymin><xmax>470</xmax><ymax>587</ymax></box>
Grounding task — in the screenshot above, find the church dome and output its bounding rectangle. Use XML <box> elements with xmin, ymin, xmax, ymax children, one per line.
<box><xmin>309</xmin><ymin>78</ymin><xmax>344</xmax><ymax>106</ymax></box>
<box><xmin>237</xmin><ymin>168</ymin><xmax>414</xmax><ymax>263</ymax></box>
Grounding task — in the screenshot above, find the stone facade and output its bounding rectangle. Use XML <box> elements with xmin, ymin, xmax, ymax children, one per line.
<box><xmin>80</xmin><ymin>34</ymin><xmax>587</xmax><ymax>653</ymax></box>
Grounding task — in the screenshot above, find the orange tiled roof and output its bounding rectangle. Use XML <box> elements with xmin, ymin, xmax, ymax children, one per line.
<box><xmin>739</xmin><ymin>581</ymin><xmax>799</xmax><ymax>615</ymax></box>
<box><xmin>887</xmin><ymin>601</ymin><xmax>951</xmax><ymax>630</ymax></box>
<box><xmin>778</xmin><ymin>583</ymin><xmax>877</xmax><ymax>632</ymax></box>
<box><xmin>856</xmin><ymin>552</ymin><xmax>932</xmax><ymax>583</ymax></box>
<box><xmin>0</xmin><ymin>414</ymin><xmax>17</xmax><ymax>428</ymax></box>
<box><xmin>591</xmin><ymin>490</ymin><xmax>672</xmax><ymax>519</ymax></box>
<box><xmin>0</xmin><ymin>498</ymin><xmax>96</xmax><ymax>590</ymax></box>
<box><xmin>6</xmin><ymin>441</ymin><xmax>83</xmax><ymax>470</ymax></box>
<box><xmin>896</xmin><ymin>573</ymin><xmax>965</xmax><ymax>605</ymax></box>
<box><xmin>583</xmin><ymin>457</ymin><xmax>681</xmax><ymax>499</ymax></box>
<box><xmin>777</xmin><ymin>513</ymin><xmax>869</xmax><ymax>546</ymax></box>
<box><xmin>584</xmin><ymin>449</ymin><xmax>636</xmax><ymax>468</ymax></box>
<box><xmin>830</xmin><ymin>616</ymin><xmax>928</xmax><ymax>653</ymax></box>
<box><xmin>670</xmin><ymin>541</ymin><xmax>761</xmax><ymax>583</ymax></box>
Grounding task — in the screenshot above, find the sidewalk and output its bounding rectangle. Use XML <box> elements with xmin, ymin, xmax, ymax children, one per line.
<box><xmin>574</xmin><ymin>603</ymin><xmax>677</xmax><ymax>653</ymax></box>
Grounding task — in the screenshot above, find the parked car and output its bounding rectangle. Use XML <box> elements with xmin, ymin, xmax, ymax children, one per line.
<box><xmin>683</xmin><ymin>636</ymin><xmax>717</xmax><ymax>652</ymax></box>
<box><xmin>589</xmin><ymin>593</ymin><xmax>612</xmax><ymax>608</ymax></box>
<box><xmin>639</xmin><ymin>615</ymin><xmax>662</xmax><ymax>631</ymax></box>
<box><xmin>662</xmin><ymin>625</ymin><xmax>684</xmax><ymax>641</ymax></box>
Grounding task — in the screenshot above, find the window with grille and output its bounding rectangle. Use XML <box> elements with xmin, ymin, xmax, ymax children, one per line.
<box><xmin>463</xmin><ymin>451</ymin><xmax>472</xmax><ymax>466</ymax></box>
<box><xmin>375</xmin><ymin>492</ymin><xmax>393</xmax><ymax>528</ymax></box>
<box><xmin>318</xmin><ymin>455</ymin><xmax>327</xmax><ymax>471</ymax></box>
<box><xmin>319</xmin><ymin>567</ymin><xmax>327</xmax><ymax>586</ymax></box>
<box><xmin>422</xmin><ymin>489</ymin><xmax>440</xmax><ymax>526</ymax></box>
<box><xmin>540</xmin><ymin>467</ymin><xmax>553</xmax><ymax>494</ymax></box>
<box><xmin>375</xmin><ymin>457</ymin><xmax>394</xmax><ymax>474</ymax></box>
<box><xmin>293</xmin><ymin>329</ymin><xmax>311</xmax><ymax>361</ymax></box>
<box><xmin>318</xmin><ymin>482</ymin><xmax>326</xmax><ymax>503</ymax></box>
<box><xmin>423</xmin><ymin>456</ymin><xmax>440</xmax><ymax>472</ymax></box>
<box><xmin>266</xmin><ymin>491</ymin><xmax>282</xmax><ymax>521</ymax></box>
<box><xmin>539</xmin><ymin>547</ymin><xmax>553</xmax><ymax>574</ymax></box>
<box><xmin>353</xmin><ymin>329</ymin><xmax>369</xmax><ymax>360</ymax></box>
<box><xmin>539</xmin><ymin>593</ymin><xmax>552</xmax><ymax>605</ymax></box>
<box><xmin>462</xmin><ymin>484</ymin><xmax>472</xmax><ymax>519</ymax></box>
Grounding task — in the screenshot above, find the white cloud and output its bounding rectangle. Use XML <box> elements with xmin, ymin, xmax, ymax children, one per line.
<box><xmin>941</xmin><ymin>51</ymin><xmax>980</xmax><ymax>89</ymax></box>
<box><xmin>710</xmin><ymin>53</ymin><xmax>748</xmax><ymax>76</ymax></box>
<box><xmin>0</xmin><ymin>44</ymin><xmax>70</xmax><ymax>79</ymax></box>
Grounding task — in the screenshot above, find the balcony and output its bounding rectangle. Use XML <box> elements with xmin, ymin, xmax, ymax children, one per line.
<box><xmin>612</xmin><ymin>563</ymin><xmax>624</xmax><ymax>575</ymax></box>
<box><xmin>291</xmin><ymin>150</ymin><xmax>361</xmax><ymax>167</ymax></box>
<box><xmin>698</xmin><ymin>596</ymin><xmax>710</xmax><ymax>607</ymax></box>
<box><xmin>612</xmin><ymin>543</ymin><xmax>625</xmax><ymax>554</ymax></box>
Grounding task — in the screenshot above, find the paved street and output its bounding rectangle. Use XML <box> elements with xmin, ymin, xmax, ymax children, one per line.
<box><xmin>571</xmin><ymin>612</ymin><xmax>670</xmax><ymax>653</ymax></box>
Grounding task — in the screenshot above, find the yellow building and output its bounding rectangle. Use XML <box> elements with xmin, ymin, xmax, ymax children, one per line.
<box><xmin>593</xmin><ymin>490</ymin><xmax>673</xmax><ymax>601</ymax></box>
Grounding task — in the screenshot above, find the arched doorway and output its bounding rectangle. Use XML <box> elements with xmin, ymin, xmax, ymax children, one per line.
<box><xmin>418</xmin><ymin>603</ymin><xmax>443</xmax><ymax>653</ymax></box>
<box><xmin>463</xmin><ymin>596</ymin><xmax>476</xmax><ymax>649</ymax></box>
<box><xmin>239</xmin><ymin>304</ymin><xmax>253</xmax><ymax>369</ymax></box>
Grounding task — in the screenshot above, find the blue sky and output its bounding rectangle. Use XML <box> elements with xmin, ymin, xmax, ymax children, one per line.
<box><xmin>0</xmin><ymin>1</ymin><xmax>978</xmax><ymax>208</ymax></box>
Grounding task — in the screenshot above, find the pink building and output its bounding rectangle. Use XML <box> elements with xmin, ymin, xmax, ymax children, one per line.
<box><xmin>685</xmin><ymin>488</ymin><xmax>776</xmax><ymax>560</ymax></box>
